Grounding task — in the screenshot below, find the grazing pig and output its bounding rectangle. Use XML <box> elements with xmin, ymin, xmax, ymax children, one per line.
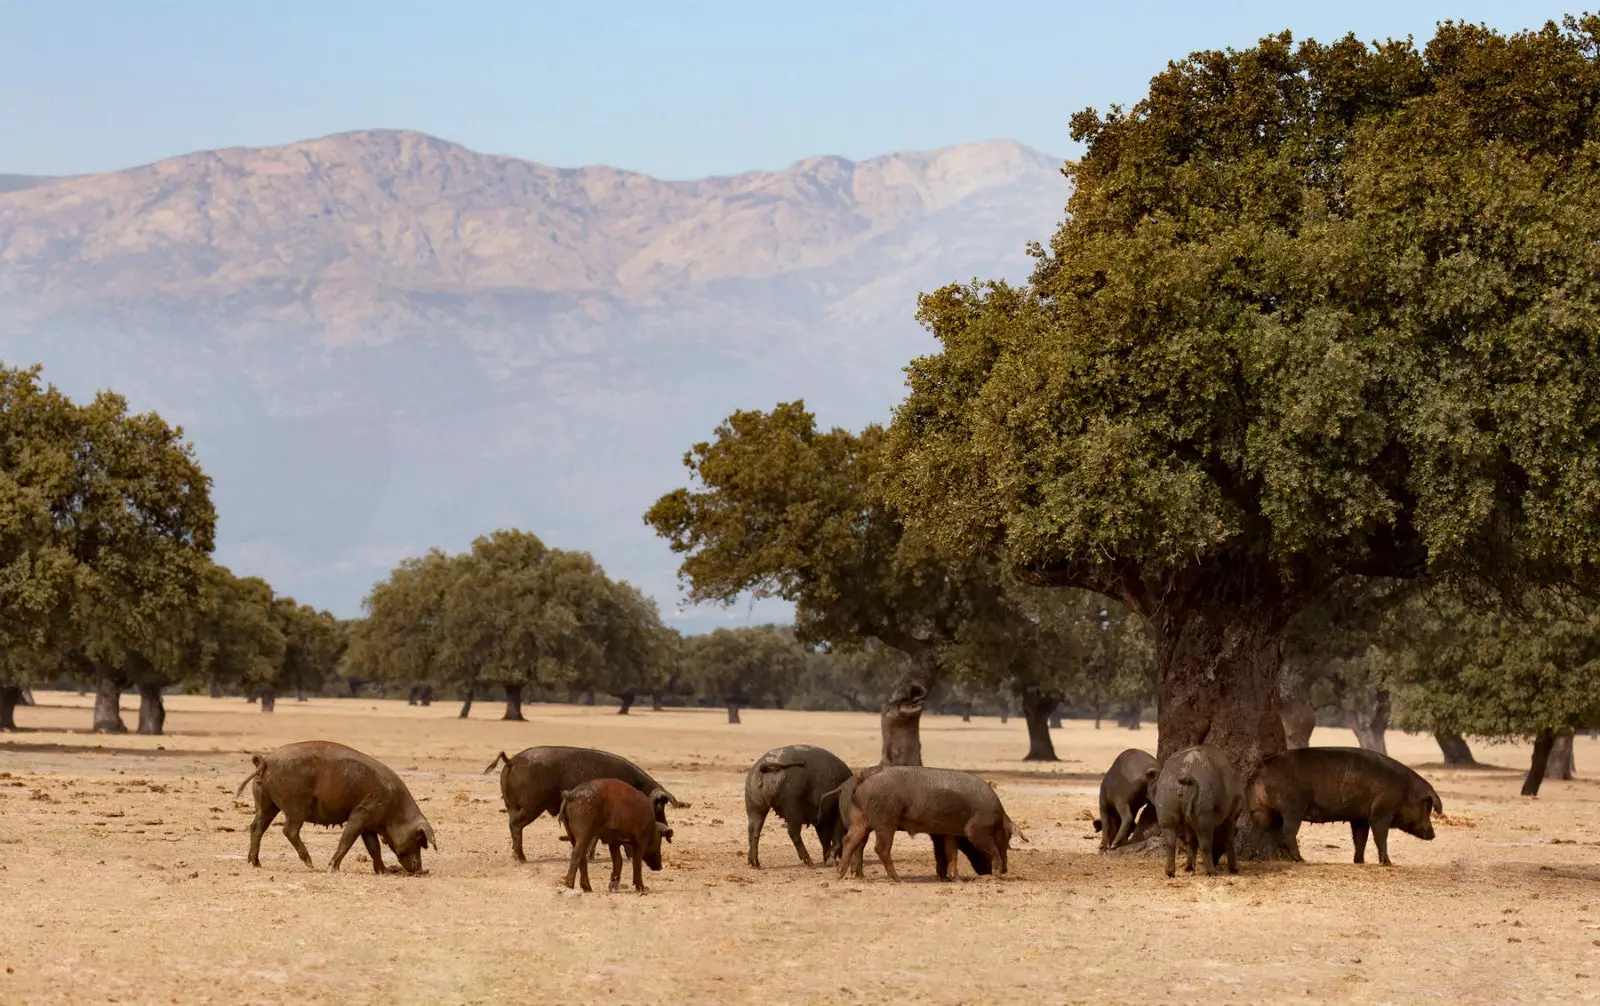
<box><xmin>484</xmin><ymin>746</ymin><xmax>687</xmax><ymax>862</ymax></box>
<box><xmin>235</xmin><ymin>740</ymin><xmax>437</xmax><ymax>874</ymax></box>
<box><xmin>1152</xmin><ymin>745</ymin><xmax>1242</xmax><ymax>878</ymax></box>
<box><xmin>1246</xmin><ymin>746</ymin><xmax>1443</xmax><ymax>865</ymax></box>
<box><xmin>745</xmin><ymin>744</ymin><xmax>853</xmax><ymax>868</ymax></box>
<box><xmin>836</xmin><ymin>766</ymin><xmax>1014</xmax><ymax>882</ymax></box>
<box><xmin>1093</xmin><ymin>748</ymin><xmax>1159</xmax><ymax>850</ymax></box>
<box><xmin>557</xmin><ymin>778</ymin><xmax>674</xmax><ymax>893</ymax></box>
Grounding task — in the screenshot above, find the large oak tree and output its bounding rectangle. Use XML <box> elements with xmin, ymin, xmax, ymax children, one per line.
<box><xmin>881</xmin><ymin>20</ymin><xmax>1600</xmax><ymax>851</ymax></box>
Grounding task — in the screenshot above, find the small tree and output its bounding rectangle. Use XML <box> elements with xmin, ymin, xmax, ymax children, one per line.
<box><xmin>683</xmin><ymin>625</ymin><xmax>808</xmax><ymax>723</ymax></box>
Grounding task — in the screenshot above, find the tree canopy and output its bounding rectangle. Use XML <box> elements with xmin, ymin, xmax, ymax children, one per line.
<box><xmin>878</xmin><ymin>20</ymin><xmax>1600</xmax><ymax>822</ymax></box>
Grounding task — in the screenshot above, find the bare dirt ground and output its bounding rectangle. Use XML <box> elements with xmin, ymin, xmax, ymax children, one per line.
<box><xmin>1</xmin><ymin>693</ymin><xmax>1597</xmax><ymax>1005</ymax></box>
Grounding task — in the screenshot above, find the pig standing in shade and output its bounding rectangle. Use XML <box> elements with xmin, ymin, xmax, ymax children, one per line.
<box><xmin>1152</xmin><ymin>745</ymin><xmax>1241</xmax><ymax>878</ymax></box>
<box><xmin>1246</xmin><ymin>746</ymin><xmax>1442</xmax><ymax>865</ymax></box>
<box><xmin>1094</xmin><ymin>748</ymin><xmax>1159</xmax><ymax>850</ymax></box>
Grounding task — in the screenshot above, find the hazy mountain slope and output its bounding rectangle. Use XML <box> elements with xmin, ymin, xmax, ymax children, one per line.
<box><xmin>0</xmin><ymin>130</ymin><xmax>1066</xmax><ymax>627</ymax></box>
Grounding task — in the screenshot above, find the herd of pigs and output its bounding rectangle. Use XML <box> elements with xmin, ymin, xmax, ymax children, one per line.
<box><xmin>232</xmin><ymin>736</ymin><xmax>1446</xmax><ymax>891</ymax></box>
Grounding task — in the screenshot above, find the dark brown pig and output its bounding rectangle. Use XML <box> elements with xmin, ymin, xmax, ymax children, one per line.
<box><xmin>235</xmin><ymin>740</ymin><xmax>436</xmax><ymax>874</ymax></box>
<box><xmin>1093</xmin><ymin>748</ymin><xmax>1159</xmax><ymax>851</ymax></box>
<box><xmin>745</xmin><ymin>744</ymin><xmax>853</xmax><ymax>868</ymax></box>
<box><xmin>484</xmin><ymin>746</ymin><xmax>687</xmax><ymax>862</ymax></box>
<box><xmin>557</xmin><ymin>778</ymin><xmax>674</xmax><ymax>893</ymax></box>
<box><xmin>836</xmin><ymin>766</ymin><xmax>1014</xmax><ymax>882</ymax></box>
<box><xmin>1246</xmin><ymin>746</ymin><xmax>1443</xmax><ymax>865</ymax></box>
<box><xmin>1151</xmin><ymin>745</ymin><xmax>1241</xmax><ymax>878</ymax></box>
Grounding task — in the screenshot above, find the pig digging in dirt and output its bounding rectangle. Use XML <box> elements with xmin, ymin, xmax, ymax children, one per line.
<box><xmin>1152</xmin><ymin>745</ymin><xmax>1242</xmax><ymax>878</ymax></box>
<box><xmin>485</xmin><ymin>746</ymin><xmax>686</xmax><ymax>863</ymax></box>
<box><xmin>745</xmin><ymin>744</ymin><xmax>853</xmax><ymax>868</ymax></box>
<box><xmin>557</xmin><ymin>778</ymin><xmax>674</xmax><ymax>893</ymax></box>
<box><xmin>236</xmin><ymin>740</ymin><xmax>437</xmax><ymax>874</ymax></box>
<box><xmin>1246</xmin><ymin>746</ymin><xmax>1443</xmax><ymax>866</ymax></box>
<box><xmin>836</xmin><ymin>766</ymin><xmax>1017</xmax><ymax>882</ymax></box>
<box><xmin>1093</xmin><ymin>748</ymin><xmax>1159</xmax><ymax>851</ymax></box>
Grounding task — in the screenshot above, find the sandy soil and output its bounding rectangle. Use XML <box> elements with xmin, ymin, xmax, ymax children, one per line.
<box><xmin>1</xmin><ymin>692</ymin><xmax>1597</xmax><ymax>1005</ymax></box>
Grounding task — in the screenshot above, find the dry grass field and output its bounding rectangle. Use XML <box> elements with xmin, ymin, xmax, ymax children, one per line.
<box><xmin>1</xmin><ymin>692</ymin><xmax>1598</xmax><ymax>1005</ymax></box>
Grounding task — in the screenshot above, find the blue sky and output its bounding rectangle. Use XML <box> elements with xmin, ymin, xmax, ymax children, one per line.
<box><xmin>0</xmin><ymin>0</ymin><xmax>1550</xmax><ymax>178</ymax></box>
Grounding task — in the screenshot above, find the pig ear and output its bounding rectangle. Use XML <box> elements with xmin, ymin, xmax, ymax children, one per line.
<box><xmin>656</xmin><ymin>822</ymin><xmax>674</xmax><ymax>843</ymax></box>
<box><xmin>1428</xmin><ymin>794</ymin><xmax>1443</xmax><ymax>816</ymax></box>
<box><xmin>420</xmin><ymin>822</ymin><xmax>437</xmax><ymax>851</ymax></box>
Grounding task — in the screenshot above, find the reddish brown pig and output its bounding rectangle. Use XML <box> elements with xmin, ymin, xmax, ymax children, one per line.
<box><xmin>557</xmin><ymin>778</ymin><xmax>674</xmax><ymax>893</ymax></box>
<box><xmin>235</xmin><ymin>740</ymin><xmax>436</xmax><ymax>874</ymax></box>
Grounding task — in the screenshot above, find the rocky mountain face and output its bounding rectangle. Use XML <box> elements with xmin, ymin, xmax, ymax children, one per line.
<box><xmin>0</xmin><ymin>130</ymin><xmax>1066</xmax><ymax>625</ymax></box>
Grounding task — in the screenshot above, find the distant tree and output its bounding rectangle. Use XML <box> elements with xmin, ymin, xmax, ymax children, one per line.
<box><xmin>1386</xmin><ymin>588</ymin><xmax>1600</xmax><ymax>796</ymax></box>
<box><xmin>683</xmin><ymin>625</ymin><xmax>809</xmax><ymax>724</ymax></box>
<box><xmin>881</xmin><ymin>22</ymin><xmax>1600</xmax><ymax>852</ymax></box>
<box><xmin>1279</xmin><ymin>578</ymin><xmax>1414</xmax><ymax>752</ymax></box>
<box><xmin>789</xmin><ymin>641</ymin><xmax>907</xmax><ymax>713</ymax></box>
<box><xmin>252</xmin><ymin>598</ymin><xmax>343</xmax><ymax>712</ymax></box>
<box><xmin>646</xmin><ymin>403</ymin><xmax>1009</xmax><ymax>765</ymax></box>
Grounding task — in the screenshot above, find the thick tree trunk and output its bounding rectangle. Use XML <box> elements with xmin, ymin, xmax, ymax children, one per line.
<box><xmin>1546</xmin><ymin>729</ymin><xmax>1575</xmax><ymax>781</ymax></box>
<box><xmin>961</xmin><ymin>702</ymin><xmax>972</xmax><ymax>723</ymax></box>
<box><xmin>92</xmin><ymin>675</ymin><xmax>128</xmax><ymax>733</ymax></box>
<box><xmin>1156</xmin><ymin>596</ymin><xmax>1289</xmax><ymax>858</ymax></box>
<box><xmin>1021</xmin><ymin>693</ymin><xmax>1060</xmax><ymax>762</ymax></box>
<box><xmin>726</xmin><ymin>703</ymin><xmax>741</xmax><ymax>725</ymax></box>
<box><xmin>1278</xmin><ymin>654</ymin><xmax>1316</xmax><ymax>749</ymax></box>
<box><xmin>1523</xmin><ymin>729</ymin><xmax>1557</xmax><ymax>797</ymax></box>
<box><xmin>616</xmin><ymin>691</ymin><xmax>636</xmax><ymax>715</ymax></box>
<box><xmin>296</xmin><ymin>688</ymin><xmax>308</xmax><ymax>703</ymax></box>
<box><xmin>1435</xmin><ymin>731</ymin><xmax>1476</xmax><ymax>765</ymax></box>
<box><xmin>136</xmin><ymin>684</ymin><xmax>166</xmax><ymax>736</ymax></box>
<box><xmin>582</xmin><ymin>690</ymin><xmax>596</xmax><ymax>706</ymax></box>
<box><xmin>999</xmin><ymin>706</ymin><xmax>1009</xmax><ymax>725</ymax></box>
<box><xmin>1345</xmin><ymin>688</ymin><xmax>1390</xmax><ymax>755</ymax></box>
<box><xmin>459</xmin><ymin>687</ymin><xmax>474</xmax><ymax>719</ymax></box>
<box><xmin>259</xmin><ymin>692</ymin><xmax>276</xmax><ymax>713</ymax></box>
<box><xmin>651</xmin><ymin>691</ymin><xmax>664</xmax><ymax>712</ymax></box>
<box><xmin>503</xmin><ymin>683</ymin><xmax>525</xmax><ymax>721</ymax></box>
<box><xmin>880</xmin><ymin>653</ymin><xmax>934</xmax><ymax>767</ymax></box>
<box><xmin>209</xmin><ymin>678</ymin><xmax>223</xmax><ymax>699</ymax></box>
<box><xmin>0</xmin><ymin>686</ymin><xmax>20</xmax><ymax>730</ymax></box>
<box><xmin>418</xmin><ymin>685</ymin><xmax>432</xmax><ymax>707</ymax></box>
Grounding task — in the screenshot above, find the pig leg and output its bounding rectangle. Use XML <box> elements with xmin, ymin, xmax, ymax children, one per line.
<box><xmin>1162</xmin><ymin>826</ymin><xmax>1179</xmax><ymax>878</ymax></box>
<box><xmin>1220</xmin><ymin>821</ymin><xmax>1239</xmax><ymax>875</ymax></box>
<box><xmin>247</xmin><ymin>801</ymin><xmax>280</xmax><ymax>867</ymax></box>
<box><xmin>632</xmin><ymin>843</ymin><xmax>646</xmax><ymax>893</ymax></box>
<box><xmin>1196</xmin><ymin>825</ymin><xmax>1218</xmax><ymax>876</ymax></box>
<box><xmin>786</xmin><ymin>819</ymin><xmax>813</xmax><ymax>866</ymax></box>
<box><xmin>1111</xmin><ymin>801</ymin><xmax>1139</xmax><ymax>849</ymax></box>
<box><xmin>940</xmin><ymin>835</ymin><xmax>960</xmax><ymax>881</ymax></box>
<box><xmin>746</xmin><ymin>806</ymin><xmax>768</xmax><ymax>868</ymax></box>
<box><xmin>608</xmin><ymin>842</ymin><xmax>625</xmax><ymax>891</ymax></box>
<box><xmin>282</xmin><ymin>818</ymin><xmax>316</xmax><ymax>869</ymax></box>
<box><xmin>362</xmin><ymin>832</ymin><xmax>387</xmax><ymax>874</ymax></box>
<box><xmin>329</xmin><ymin>817</ymin><xmax>368</xmax><ymax>872</ymax></box>
<box><xmin>837</xmin><ymin>818</ymin><xmax>871</xmax><ymax>879</ymax></box>
<box><xmin>576</xmin><ymin>835</ymin><xmax>597</xmax><ymax>892</ymax></box>
<box><xmin>562</xmin><ymin>830</ymin><xmax>586</xmax><ymax>889</ymax></box>
<box><xmin>873</xmin><ymin>829</ymin><xmax>899</xmax><ymax>882</ymax></box>
<box><xmin>1350</xmin><ymin>820</ymin><xmax>1370</xmax><ymax>864</ymax></box>
<box><xmin>1370</xmin><ymin>815</ymin><xmax>1393</xmax><ymax>866</ymax></box>
<box><xmin>1097</xmin><ymin>796</ymin><xmax>1116</xmax><ymax>851</ymax></box>
<box><xmin>1280</xmin><ymin>812</ymin><xmax>1305</xmax><ymax>862</ymax></box>
<box><xmin>1184</xmin><ymin>828</ymin><xmax>1199</xmax><ymax>874</ymax></box>
<box><xmin>933</xmin><ymin>837</ymin><xmax>950</xmax><ymax>880</ymax></box>
<box><xmin>508</xmin><ymin>807</ymin><xmax>537</xmax><ymax>863</ymax></box>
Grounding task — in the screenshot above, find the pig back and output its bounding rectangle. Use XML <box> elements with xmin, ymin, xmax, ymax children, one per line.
<box><xmin>1255</xmin><ymin>747</ymin><xmax>1431</xmax><ymax>822</ymax></box>
<box><xmin>858</xmin><ymin>766</ymin><xmax>1004</xmax><ymax>835</ymax></box>
<box><xmin>504</xmin><ymin>746</ymin><xmax>665</xmax><ymax>817</ymax></box>
<box><xmin>259</xmin><ymin>741</ymin><xmax>409</xmax><ymax>826</ymax></box>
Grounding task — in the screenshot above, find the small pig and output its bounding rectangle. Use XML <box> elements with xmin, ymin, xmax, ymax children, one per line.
<box><xmin>484</xmin><ymin>746</ymin><xmax>686</xmax><ymax>862</ymax></box>
<box><xmin>1246</xmin><ymin>746</ymin><xmax>1443</xmax><ymax>865</ymax></box>
<box><xmin>235</xmin><ymin>740</ymin><xmax>436</xmax><ymax>874</ymax></box>
<box><xmin>745</xmin><ymin>744</ymin><xmax>853</xmax><ymax>868</ymax></box>
<box><xmin>1152</xmin><ymin>745</ymin><xmax>1242</xmax><ymax>878</ymax></box>
<box><xmin>557</xmin><ymin>778</ymin><xmax>674</xmax><ymax>893</ymax></box>
<box><xmin>837</xmin><ymin>766</ymin><xmax>1014</xmax><ymax>882</ymax></box>
<box><xmin>1093</xmin><ymin>748</ymin><xmax>1159</xmax><ymax>851</ymax></box>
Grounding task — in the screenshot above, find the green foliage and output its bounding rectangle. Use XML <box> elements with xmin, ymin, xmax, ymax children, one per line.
<box><xmin>883</xmin><ymin>19</ymin><xmax>1600</xmax><ymax>612</ymax></box>
<box><xmin>0</xmin><ymin>362</ymin><xmax>215</xmax><ymax>687</ymax></box>
<box><xmin>347</xmin><ymin>529</ymin><xmax>672</xmax><ymax>700</ymax></box>
<box><xmin>681</xmin><ymin>625</ymin><xmax>808</xmax><ymax>709</ymax></box>
<box><xmin>1383</xmin><ymin>588</ymin><xmax>1600</xmax><ymax>741</ymax></box>
<box><xmin>645</xmin><ymin>402</ymin><xmax>1009</xmax><ymax>669</ymax></box>
<box><xmin>263</xmin><ymin>597</ymin><xmax>344</xmax><ymax>698</ymax></box>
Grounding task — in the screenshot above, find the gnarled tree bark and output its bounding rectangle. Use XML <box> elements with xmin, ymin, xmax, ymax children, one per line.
<box><xmin>1435</xmin><ymin>732</ymin><xmax>1476</xmax><ymax>765</ymax></box>
<box><xmin>1278</xmin><ymin>653</ymin><xmax>1316</xmax><ymax>749</ymax></box>
<box><xmin>1345</xmin><ymin>688</ymin><xmax>1390</xmax><ymax>755</ymax></box>
<box><xmin>136</xmin><ymin>683</ymin><xmax>166</xmax><ymax>735</ymax></box>
<box><xmin>880</xmin><ymin>673</ymin><xmax>930</xmax><ymax>767</ymax></box>
<box><xmin>1021</xmin><ymin>691</ymin><xmax>1060</xmax><ymax>762</ymax></box>
<box><xmin>92</xmin><ymin>674</ymin><xmax>128</xmax><ymax>733</ymax></box>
